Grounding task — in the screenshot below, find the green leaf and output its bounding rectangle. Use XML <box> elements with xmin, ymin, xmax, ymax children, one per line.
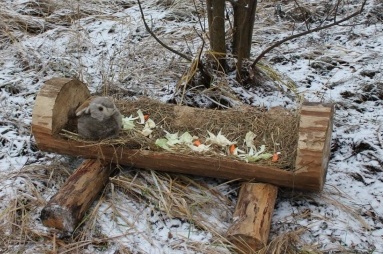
<box><xmin>179</xmin><ymin>132</ymin><xmax>194</xmax><ymax>144</ymax></box>
<box><xmin>164</xmin><ymin>131</ymin><xmax>181</xmax><ymax>146</ymax></box>
<box><xmin>155</xmin><ymin>138</ymin><xmax>172</xmax><ymax>151</ymax></box>
<box><xmin>122</xmin><ymin>115</ymin><xmax>137</xmax><ymax>130</ymax></box>
<box><xmin>245</xmin><ymin>153</ymin><xmax>273</xmax><ymax>162</ymax></box>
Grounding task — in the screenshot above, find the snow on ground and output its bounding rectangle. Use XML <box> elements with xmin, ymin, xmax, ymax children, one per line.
<box><xmin>1</xmin><ymin>0</ymin><xmax>383</xmax><ymax>253</ymax></box>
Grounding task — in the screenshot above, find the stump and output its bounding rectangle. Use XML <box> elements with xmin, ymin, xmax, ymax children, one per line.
<box><xmin>32</xmin><ymin>78</ymin><xmax>334</xmax><ymax>249</ymax></box>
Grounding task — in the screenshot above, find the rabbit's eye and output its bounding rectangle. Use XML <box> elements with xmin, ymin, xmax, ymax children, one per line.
<box><xmin>98</xmin><ymin>106</ymin><xmax>103</xmax><ymax>111</ymax></box>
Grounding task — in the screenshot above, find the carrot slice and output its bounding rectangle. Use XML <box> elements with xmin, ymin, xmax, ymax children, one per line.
<box><xmin>272</xmin><ymin>153</ymin><xmax>279</xmax><ymax>162</ymax></box>
<box><xmin>229</xmin><ymin>144</ymin><xmax>236</xmax><ymax>154</ymax></box>
<box><xmin>193</xmin><ymin>140</ymin><xmax>201</xmax><ymax>147</ymax></box>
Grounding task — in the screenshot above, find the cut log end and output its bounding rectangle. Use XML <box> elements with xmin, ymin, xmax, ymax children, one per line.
<box><xmin>41</xmin><ymin>204</ymin><xmax>76</xmax><ymax>232</ymax></box>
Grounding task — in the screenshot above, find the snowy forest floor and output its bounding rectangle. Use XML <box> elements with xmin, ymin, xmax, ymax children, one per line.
<box><xmin>1</xmin><ymin>0</ymin><xmax>383</xmax><ymax>253</ymax></box>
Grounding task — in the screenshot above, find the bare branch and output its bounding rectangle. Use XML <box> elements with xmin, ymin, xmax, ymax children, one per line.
<box><xmin>192</xmin><ymin>0</ymin><xmax>206</xmax><ymax>33</ymax></box>
<box><xmin>137</xmin><ymin>0</ymin><xmax>192</xmax><ymax>62</ymax></box>
<box><xmin>251</xmin><ymin>0</ymin><xmax>367</xmax><ymax>68</ymax></box>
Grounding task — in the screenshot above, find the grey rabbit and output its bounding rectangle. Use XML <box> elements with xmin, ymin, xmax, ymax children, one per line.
<box><xmin>76</xmin><ymin>96</ymin><xmax>122</xmax><ymax>140</ymax></box>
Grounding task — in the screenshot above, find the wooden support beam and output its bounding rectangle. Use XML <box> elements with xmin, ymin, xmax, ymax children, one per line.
<box><xmin>32</xmin><ymin>78</ymin><xmax>334</xmax><ymax>191</ymax></box>
<box><xmin>40</xmin><ymin>159</ymin><xmax>112</xmax><ymax>233</ymax></box>
<box><xmin>227</xmin><ymin>183</ymin><xmax>278</xmax><ymax>253</ymax></box>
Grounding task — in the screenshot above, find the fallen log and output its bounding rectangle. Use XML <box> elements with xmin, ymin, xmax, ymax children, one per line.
<box><xmin>31</xmin><ymin>78</ymin><xmax>334</xmax><ymax>191</ymax></box>
<box><xmin>40</xmin><ymin>159</ymin><xmax>112</xmax><ymax>233</ymax></box>
<box><xmin>227</xmin><ymin>183</ymin><xmax>278</xmax><ymax>253</ymax></box>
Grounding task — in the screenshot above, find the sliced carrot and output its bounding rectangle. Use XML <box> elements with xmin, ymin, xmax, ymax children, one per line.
<box><xmin>144</xmin><ymin>114</ymin><xmax>150</xmax><ymax>121</ymax></box>
<box><xmin>193</xmin><ymin>140</ymin><xmax>201</xmax><ymax>147</ymax></box>
<box><xmin>229</xmin><ymin>144</ymin><xmax>236</xmax><ymax>155</ymax></box>
<box><xmin>272</xmin><ymin>153</ymin><xmax>279</xmax><ymax>162</ymax></box>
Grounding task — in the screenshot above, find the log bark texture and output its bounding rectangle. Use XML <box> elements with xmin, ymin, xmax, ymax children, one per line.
<box><xmin>227</xmin><ymin>183</ymin><xmax>278</xmax><ymax>253</ymax></box>
<box><xmin>40</xmin><ymin>159</ymin><xmax>112</xmax><ymax>233</ymax></box>
<box><xmin>32</xmin><ymin>78</ymin><xmax>334</xmax><ymax>191</ymax></box>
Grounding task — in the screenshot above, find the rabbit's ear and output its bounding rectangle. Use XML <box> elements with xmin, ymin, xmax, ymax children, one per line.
<box><xmin>75</xmin><ymin>96</ymin><xmax>94</xmax><ymax>116</ymax></box>
<box><xmin>76</xmin><ymin>106</ymin><xmax>90</xmax><ymax>116</ymax></box>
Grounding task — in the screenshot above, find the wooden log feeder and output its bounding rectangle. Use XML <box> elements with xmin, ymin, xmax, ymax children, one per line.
<box><xmin>32</xmin><ymin>78</ymin><xmax>334</xmax><ymax>250</ymax></box>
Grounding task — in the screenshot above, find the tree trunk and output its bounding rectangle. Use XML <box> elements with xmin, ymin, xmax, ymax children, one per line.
<box><xmin>233</xmin><ymin>0</ymin><xmax>257</xmax><ymax>73</ymax></box>
<box><xmin>207</xmin><ymin>0</ymin><xmax>226</xmax><ymax>71</ymax></box>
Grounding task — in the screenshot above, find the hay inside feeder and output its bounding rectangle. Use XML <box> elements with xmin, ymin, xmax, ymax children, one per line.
<box><xmin>62</xmin><ymin>98</ymin><xmax>300</xmax><ymax>170</ymax></box>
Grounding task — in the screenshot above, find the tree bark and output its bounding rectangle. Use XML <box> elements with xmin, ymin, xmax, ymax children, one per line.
<box><xmin>227</xmin><ymin>183</ymin><xmax>278</xmax><ymax>253</ymax></box>
<box><xmin>233</xmin><ymin>0</ymin><xmax>257</xmax><ymax>72</ymax></box>
<box><xmin>40</xmin><ymin>159</ymin><xmax>113</xmax><ymax>233</ymax></box>
<box><xmin>207</xmin><ymin>0</ymin><xmax>226</xmax><ymax>71</ymax></box>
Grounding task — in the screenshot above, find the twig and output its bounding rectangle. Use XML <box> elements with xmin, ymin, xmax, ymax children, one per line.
<box><xmin>192</xmin><ymin>0</ymin><xmax>206</xmax><ymax>33</ymax></box>
<box><xmin>293</xmin><ymin>0</ymin><xmax>310</xmax><ymax>30</ymax></box>
<box><xmin>137</xmin><ymin>0</ymin><xmax>192</xmax><ymax>62</ymax></box>
<box><xmin>251</xmin><ymin>0</ymin><xmax>367</xmax><ymax>68</ymax></box>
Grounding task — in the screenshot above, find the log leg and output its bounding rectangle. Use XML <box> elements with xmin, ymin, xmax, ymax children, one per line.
<box><xmin>227</xmin><ymin>183</ymin><xmax>278</xmax><ymax>253</ymax></box>
<box><xmin>40</xmin><ymin>159</ymin><xmax>113</xmax><ymax>233</ymax></box>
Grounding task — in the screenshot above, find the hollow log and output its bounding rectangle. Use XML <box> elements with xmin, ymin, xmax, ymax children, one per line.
<box><xmin>227</xmin><ymin>183</ymin><xmax>278</xmax><ymax>253</ymax></box>
<box><xmin>40</xmin><ymin>159</ymin><xmax>112</xmax><ymax>233</ymax></box>
<box><xmin>32</xmin><ymin>78</ymin><xmax>334</xmax><ymax>191</ymax></box>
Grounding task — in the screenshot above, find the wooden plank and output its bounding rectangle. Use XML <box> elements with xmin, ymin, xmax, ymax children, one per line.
<box><xmin>227</xmin><ymin>183</ymin><xmax>278</xmax><ymax>253</ymax></box>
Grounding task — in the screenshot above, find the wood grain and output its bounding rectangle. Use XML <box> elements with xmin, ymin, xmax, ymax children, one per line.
<box><xmin>227</xmin><ymin>183</ymin><xmax>278</xmax><ymax>253</ymax></box>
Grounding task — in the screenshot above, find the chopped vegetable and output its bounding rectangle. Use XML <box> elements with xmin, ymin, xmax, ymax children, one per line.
<box><xmin>188</xmin><ymin>143</ymin><xmax>210</xmax><ymax>152</ymax></box>
<box><xmin>244</xmin><ymin>131</ymin><xmax>257</xmax><ymax>150</ymax></box>
<box><xmin>164</xmin><ymin>131</ymin><xmax>181</xmax><ymax>146</ymax></box>
<box><xmin>179</xmin><ymin>132</ymin><xmax>194</xmax><ymax>144</ymax></box>
<box><xmin>122</xmin><ymin>115</ymin><xmax>138</xmax><ymax>130</ymax></box>
<box><xmin>141</xmin><ymin>126</ymin><xmax>153</xmax><ymax>137</ymax></box>
<box><xmin>245</xmin><ymin>153</ymin><xmax>273</xmax><ymax>162</ymax></box>
<box><xmin>206</xmin><ymin>130</ymin><xmax>235</xmax><ymax>146</ymax></box>
<box><xmin>272</xmin><ymin>152</ymin><xmax>281</xmax><ymax>162</ymax></box>
<box><xmin>146</xmin><ymin>119</ymin><xmax>156</xmax><ymax>129</ymax></box>
<box><xmin>229</xmin><ymin>144</ymin><xmax>236</xmax><ymax>154</ymax></box>
<box><xmin>137</xmin><ymin>109</ymin><xmax>145</xmax><ymax>124</ymax></box>
<box><xmin>155</xmin><ymin>138</ymin><xmax>172</xmax><ymax>151</ymax></box>
<box><xmin>193</xmin><ymin>140</ymin><xmax>201</xmax><ymax>147</ymax></box>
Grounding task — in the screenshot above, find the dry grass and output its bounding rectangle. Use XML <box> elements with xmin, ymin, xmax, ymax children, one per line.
<box><xmin>0</xmin><ymin>162</ymin><xmax>336</xmax><ymax>253</ymax></box>
<box><xmin>0</xmin><ymin>163</ymin><xmax>238</xmax><ymax>253</ymax></box>
<box><xmin>1</xmin><ymin>0</ymin><xmax>371</xmax><ymax>253</ymax></box>
<box><xmin>62</xmin><ymin>98</ymin><xmax>300</xmax><ymax>170</ymax></box>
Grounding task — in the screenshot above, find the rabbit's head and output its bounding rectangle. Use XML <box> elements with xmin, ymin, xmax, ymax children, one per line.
<box><xmin>76</xmin><ymin>97</ymin><xmax>117</xmax><ymax>121</ymax></box>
